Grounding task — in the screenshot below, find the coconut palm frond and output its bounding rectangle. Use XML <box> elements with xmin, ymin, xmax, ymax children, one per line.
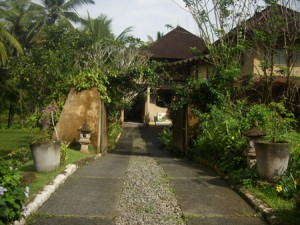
<box><xmin>116</xmin><ymin>26</ymin><xmax>134</xmax><ymax>42</ymax></box>
<box><xmin>63</xmin><ymin>11</ymin><xmax>82</xmax><ymax>24</ymax></box>
<box><xmin>82</xmin><ymin>13</ymin><xmax>114</xmax><ymax>41</ymax></box>
<box><xmin>1</xmin><ymin>28</ymin><xmax>23</xmax><ymax>54</ymax></box>
<box><xmin>63</xmin><ymin>0</ymin><xmax>94</xmax><ymax>11</ymax></box>
<box><xmin>0</xmin><ymin>41</ymin><xmax>8</xmax><ymax>65</ymax></box>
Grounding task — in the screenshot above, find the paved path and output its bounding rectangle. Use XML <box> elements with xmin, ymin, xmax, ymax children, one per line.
<box><xmin>29</xmin><ymin>123</ymin><xmax>267</xmax><ymax>225</ymax></box>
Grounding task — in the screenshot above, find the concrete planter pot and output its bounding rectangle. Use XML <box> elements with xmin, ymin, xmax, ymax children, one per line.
<box><xmin>254</xmin><ymin>141</ymin><xmax>290</xmax><ymax>182</ymax></box>
<box><xmin>30</xmin><ymin>141</ymin><xmax>61</xmax><ymax>172</ymax></box>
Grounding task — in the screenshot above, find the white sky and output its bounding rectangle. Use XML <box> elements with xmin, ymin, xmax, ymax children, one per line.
<box><xmin>31</xmin><ymin>0</ymin><xmax>300</xmax><ymax>42</ymax></box>
<box><xmin>31</xmin><ymin>0</ymin><xmax>199</xmax><ymax>41</ymax></box>
<box><xmin>77</xmin><ymin>0</ymin><xmax>198</xmax><ymax>41</ymax></box>
<box><xmin>76</xmin><ymin>0</ymin><xmax>199</xmax><ymax>41</ymax></box>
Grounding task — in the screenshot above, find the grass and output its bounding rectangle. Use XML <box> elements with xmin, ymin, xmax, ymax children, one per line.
<box><xmin>108</xmin><ymin>121</ymin><xmax>121</xmax><ymax>150</ymax></box>
<box><xmin>0</xmin><ymin>128</ymin><xmax>95</xmax><ymax>200</ymax></box>
<box><xmin>192</xmin><ymin>155</ymin><xmax>300</xmax><ymax>225</ymax></box>
<box><xmin>244</xmin><ymin>185</ymin><xmax>299</xmax><ymax>225</ymax></box>
<box><xmin>20</xmin><ymin>147</ymin><xmax>94</xmax><ymax>200</ymax></box>
<box><xmin>0</xmin><ymin>129</ymin><xmax>39</xmax><ymax>157</ymax></box>
<box><xmin>0</xmin><ymin>125</ymin><xmax>121</xmax><ymax>199</ymax></box>
<box><xmin>0</xmin><ymin>126</ymin><xmax>121</xmax><ymax>225</ymax></box>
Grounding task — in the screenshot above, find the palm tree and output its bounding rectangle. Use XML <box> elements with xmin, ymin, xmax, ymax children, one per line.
<box><xmin>115</xmin><ymin>26</ymin><xmax>133</xmax><ymax>42</ymax></box>
<box><xmin>146</xmin><ymin>31</ymin><xmax>164</xmax><ymax>44</ymax></box>
<box><xmin>3</xmin><ymin>0</ymin><xmax>43</xmax><ymax>47</ymax></box>
<box><xmin>82</xmin><ymin>13</ymin><xmax>133</xmax><ymax>42</ymax></box>
<box><xmin>0</xmin><ymin>22</ymin><xmax>23</xmax><ymax>66</ymax></box>
<box><xmin>0</xmin><ymin>0</ymin><xmax>25</xmax><ymax>65</ymax></box>
<box><xmin>82</xmin><ymin>13</ymin><xmax>114</xmax><ymax>41</ymax></box>
<box><xmin>38</xmin><ymin>0</ymin><xmax>95</xmax><ymax>25</ymax></box>
<box><xmin>29</xmin><ymin>0</ymin><xmax>94</xmax><ymax>42</ymax></box>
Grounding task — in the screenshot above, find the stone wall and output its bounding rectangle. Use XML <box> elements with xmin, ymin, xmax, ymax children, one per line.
<box><xmin>55</xmin><ymin>88</ymin><xmax>107</xmax><ymax>154</ymax></box>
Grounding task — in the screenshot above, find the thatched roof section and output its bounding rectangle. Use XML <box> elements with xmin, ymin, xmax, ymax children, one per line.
<box><xmin>229</xmin><ymin>4</ymin><xmax>300</xmax><ymax>41</ymax></box>
<box><xmin>147</xmin><ymin>26</ymin><xmax>207</xmax><ymax>61</ymax></box>
<box><xmin>243</xmin><ymin>4</ymin><xmax>300</xmax><ymax>34</ymax></box>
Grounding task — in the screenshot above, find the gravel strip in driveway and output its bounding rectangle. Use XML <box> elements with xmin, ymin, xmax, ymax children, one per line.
<box><xmin>116</xmin><ymin>136</ymin><xmax>185</xmax><ymax>225</ymax></box>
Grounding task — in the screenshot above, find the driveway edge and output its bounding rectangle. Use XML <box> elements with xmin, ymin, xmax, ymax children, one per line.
<box><xmin>14</xmin><ymin>164</ymin><xmax>78</xmax><ymax>225</ymax></box>
<box><xmin>213</xmin><ymin>167</ymin><xmax>277</xmax><ymax>224</ymax></box>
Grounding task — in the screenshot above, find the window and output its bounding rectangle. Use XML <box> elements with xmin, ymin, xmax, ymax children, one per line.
<box><xmin>293</xmin><ymin>52</ymin><xmax>300</xmax><ymax>66</ymax></box>
<box><xmin>273</xmin><ymin>49</ymin><xmax>300</xmax><ymax>66</ymax></box>
<box><xmin>274</xmin><ymin>49</ymin><xmax>287</xmax><ymax>65</ymax></box>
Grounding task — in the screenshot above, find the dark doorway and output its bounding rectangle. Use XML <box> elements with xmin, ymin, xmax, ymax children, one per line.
<box><xmin>124</xmin><ymin>96</ymin><xmax>145</xmax><ymax>123</ymax></box>
<box><xmin>155</xmin><ymin>90</ymin><xmax>172</xmax><ymax>108</ymax></box>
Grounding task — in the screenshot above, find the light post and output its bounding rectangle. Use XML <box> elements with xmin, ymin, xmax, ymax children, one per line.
<box><xmin>78</xmin><ymin>121</ymin><xmax>92</xmax><ymax>154</ymax></box>
<box><xmin>243</xmin><ymin>120</ymin><xmax>266</xmax><ymax>168</ymax></box>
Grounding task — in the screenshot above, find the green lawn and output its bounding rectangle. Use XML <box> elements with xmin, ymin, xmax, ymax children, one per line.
<box><xmin>245</xmin><ymin>186</ymin><xmax>299</xmax><ymax>225</ymax></box>
<box><xmin>20</xmin><ymin>148</ymin><xmax>94</xmax><ymax>199</ymax></box>
<box><xmin>0</xmin><ymin>129</ymin><xmax>95</xmax><ymax>199</ymax></box>
<box><xmin>0</xmin><ymin>129</ymin><xmax>39</xmax><ymax>157</ymax></box>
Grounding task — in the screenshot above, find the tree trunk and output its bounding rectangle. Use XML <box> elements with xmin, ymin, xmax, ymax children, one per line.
<box><xmin>19</xmin><ymin>91</ymin><xmax>24</xmax><ymax>129</ymax></box>
<box><xmin>7</xmin><ymin>103</ymin><xmax>15</xmax><ymax>128</ymax></box>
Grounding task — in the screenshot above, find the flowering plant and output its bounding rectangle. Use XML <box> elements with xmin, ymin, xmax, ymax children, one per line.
<box><xmin>33</xmin><ymin>102</ymin><xmax>59</xmax><ymax>143</ymax></box>
<box><xmin>0</xmin><ymin>161</ymin><xmax>29</xmax><ymax>224</ymax></box>
<box><xmin>275</xmin><ymin>172</ymin><xmax>298</xmax><ymax>199</ymax></box>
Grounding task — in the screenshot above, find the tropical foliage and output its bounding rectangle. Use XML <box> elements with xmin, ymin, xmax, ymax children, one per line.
<box><xmin>0</xmin><ymin>3</ymin><xmax>165</xmax><ymax>223</ymax></box>
<box><xmin>172</xmin><ymin>1</ymin><xmax>300</xmax><ymax>221</ymax></box>
<box><xmin>0</xmin><ymin>0</ymin><xmax>162</xmax><ymax>129</ymax></box>
<box><xmin>0</xmin><ymin>161</ymin><xmax>29</xmax><ymax>224</ymax></box>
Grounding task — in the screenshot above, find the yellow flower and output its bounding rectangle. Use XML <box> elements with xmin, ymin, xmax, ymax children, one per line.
<box><xmin>231</xmin><ymin>136</ymin><xmax>235</xmax><ymax>140</ymax></box>
<box><xmin>294</xmin><ymin>181</ymin><xmax>298</xmax><ymax>186</ymax></box>
<box><xmin>276</xmin><ymin>185</ymin><xmax>283</xmax><ymax>193</ymax></box>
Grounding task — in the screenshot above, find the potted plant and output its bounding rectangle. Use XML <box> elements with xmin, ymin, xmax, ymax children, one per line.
<box><xmin>254</xmin><ymin>103</ymin><xmax>293</xmax><ymax>182</ymax></box>
<box><xmin>30</xmin><ymin>102</ymin><xmax>61</xmax><ymax>172</ymax></box>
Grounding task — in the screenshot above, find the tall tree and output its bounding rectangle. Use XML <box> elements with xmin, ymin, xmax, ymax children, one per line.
<box><xmin>1</xmin><ymin>0</ymin><xmax>42</xmax><ymax>128</ymax></box>
<box><xmin>183</xmin><ymin>0</ymin><xmax>256</xmax><ymax>45</ymax></box>
<box><xmin>244</xmin><ymin>1</ymin><xmax>300</xmax><ymax>103</ymax></box>
<box><xmin>82</xmin><ymin>13</ymin><xmax>114</xmax><ymax>41</ymax></box>
<box><xmin>81</xmin><ymin>12</ymin><xmax>133</xmax><ymax>43</ymax></box>
<box><xmin>0</xmin><ymin>0</ymin><xmax>24</xmax><ymax>66</ymax></box>
<box><xmin>0</xmin><ymin>22</ymin><xmax>23</xmax><ymax>66</ymax></box>
<box><xmin>182</xmin><ymin>0</ymin><xmax>300</xmax><ymax>104</ymax></box>
<box><xmin>30</xmin><ymin>0</ymin><xmax>95</xmax><ymax>42</ymax></box>
<box><xmin>38</xmin><ymin>0</ymin><xmax>95</xmax><ymax>25</ymax></box>
<box><xmin>181</xmin><ymin>0</ymin><xmax>256</xmax><ymax>101</ymax></box>
<box><xmin>3</xmin><ymin>0</ymin><xmax>43</xmax><ymax>48</ymax></box>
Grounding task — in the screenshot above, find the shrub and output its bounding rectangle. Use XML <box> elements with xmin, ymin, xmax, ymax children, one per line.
<box><xmin>0</xmin><ymin>161</ymin><xmax>28</xmax><ymax>224</ymax></box>
<box><xmin>108</xmin><ymin>118</ymin><xmax>122</xmax><ymax>150</ymax></box>
<box><xmin>33</xmin><ymin>102</ymin><xmax>59</xmax><ymax>144</ymax></box>
<box><xmin>60</xmin><ymin>142</ymin><xmax>70</xmax><ymax>165</ymax></box>
<box><xmin>230</xmin><ymin>167</ymin><xmax>258</xmax><ymax>187</ymax></box>
<box><xmin>191</xmin><ymin>104</ymin><xmax>248</xmax><ymax>172</ymax></box>
<box><xmin>282</xmin><ymin>131</ymin><xmax>300</xmax><ymax>175</ymax></box>
<box><xmin>158</xmin><ymin>127</ymin><xmax>173</xmax><ymax>151</ymax></box>
<box><xmin>246</xmin><ymin>102</ymin><xmax>295</xmax><ymax>142</ymax></box>
<box><xmin>191</xmin><ymin>102</ymin><xmax>298</xmax><ymax>174</ymax></box>
<box><xmin>1</xmin><ymin>148</ymin><xmax>31</xmax><ymax>169</ymax></box>
<box><xmin>275</xmin><ymin>172</ymin><xmax>298</xmax><ymax>199</ymax></box>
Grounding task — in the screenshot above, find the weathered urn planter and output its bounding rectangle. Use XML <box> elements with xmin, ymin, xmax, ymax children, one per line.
<box><xmin>30</xmin><ymin>141</ymin><xmax>61</xmax><ymax>172</ymax></box>
<box><xmin>254</xmin><ymin>140</ymin><xmax>290</xmax><ymax>182</ymax></box>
